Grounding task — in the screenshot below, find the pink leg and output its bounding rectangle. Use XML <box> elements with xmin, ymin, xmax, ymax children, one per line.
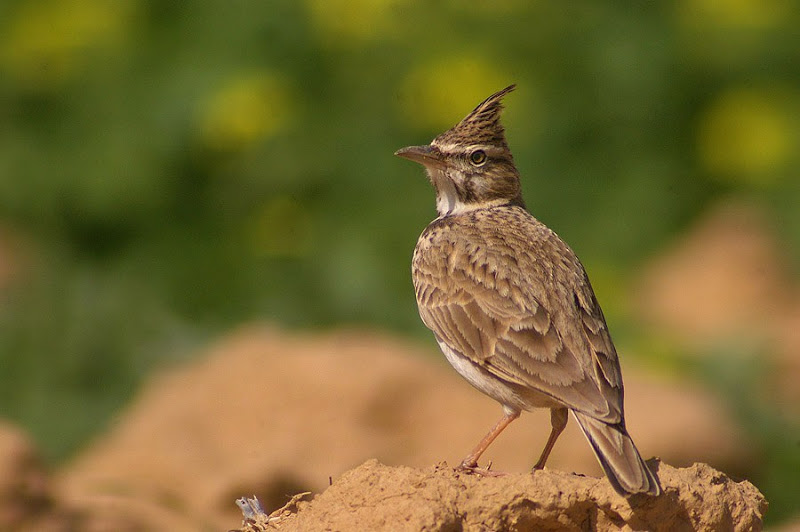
<box><xmin>532</xmin><ymin>408</ymin><xmax>568</xmax><ymax>470</ymax></box>
<box><xmin>458</xmin><ymin>409</ymin><xmax>521</xmax><ymax>471</ymax></box>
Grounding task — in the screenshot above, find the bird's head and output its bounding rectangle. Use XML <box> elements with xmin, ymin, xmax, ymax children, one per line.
<box><xmin>396</xmin><ymin>85</ymin><xmax>524</xmax><ymax>217</ymax></box>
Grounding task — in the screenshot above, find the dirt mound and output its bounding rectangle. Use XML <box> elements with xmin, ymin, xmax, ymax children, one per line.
<box><xmin>636</xmin><ymin>201</ymin><xmax>793</xmax><ymax>344</ymax></box>
<box><xmin>635</xmin><ymin>200</ymin><xmax>800</xmax><ymax>420</ymax></box>
<box><xmin>0</xmin><ymin>422</ymin><xmax>54</xmax><ymax>531</ymax></box>
<box><xmin>0</xmin><ymin>325</ymin><xmax>769</xmax><ymax>529</ymax></box>
<box><xmin>53</xmin><ymin>327</ymin><xmax>751</xmax><ymax>530</ymax></box>
<box><xmin>234</xmin><ymin>459</ymin><xmax>766</xmax><ymax>532</ymax></box>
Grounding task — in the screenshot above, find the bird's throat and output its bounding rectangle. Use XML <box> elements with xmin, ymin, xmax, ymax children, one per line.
<box><xmin>429</xmin><ymin>168</ymin><xmax>461</xmax><ymax>217</ymax></box>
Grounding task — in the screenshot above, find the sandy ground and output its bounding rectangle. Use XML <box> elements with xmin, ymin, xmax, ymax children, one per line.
<box><xmin>235</xmin><ymin>459</ymin><xmax>766</xmax><ymax>532</ymax></box>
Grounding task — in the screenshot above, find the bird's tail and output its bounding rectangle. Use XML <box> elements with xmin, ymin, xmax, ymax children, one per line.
<box><xmin>572</xmin><ymin>411</ymin><xmax>661</xmax><ymax>497</ymax></box>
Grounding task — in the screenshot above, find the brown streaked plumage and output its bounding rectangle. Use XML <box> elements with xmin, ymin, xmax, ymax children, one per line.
<box><xmin>395</xmin><ymin>85</ymin><xmax>661</xmax><ymax>497</ymax></box>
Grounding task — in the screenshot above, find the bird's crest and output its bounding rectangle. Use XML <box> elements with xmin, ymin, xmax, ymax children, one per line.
<box><xmin>434</xmin><ymin>84</ymin><xmax>516</xmax><ymax>149</ymax></box>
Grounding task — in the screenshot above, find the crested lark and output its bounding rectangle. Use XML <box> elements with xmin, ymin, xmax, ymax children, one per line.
<box><xmin>395</xmin><ymin>85</ymin><xmax>661</xmax><ymax>497</ymax></box>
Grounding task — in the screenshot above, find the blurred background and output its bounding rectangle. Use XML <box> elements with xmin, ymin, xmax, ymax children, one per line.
<box><xmin>0</xmin><ymin>0</ymin><xmax>798</xmax><ymax>527</ymax></box>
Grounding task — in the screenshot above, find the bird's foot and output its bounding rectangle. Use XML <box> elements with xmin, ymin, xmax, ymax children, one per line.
<box><xmin>455</xmin><ymin>460</ymin><xmax>507</xmax><ymax>477</ymax></box>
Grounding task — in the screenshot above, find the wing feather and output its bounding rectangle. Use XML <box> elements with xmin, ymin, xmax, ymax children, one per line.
<box><xmin>413</xmin><ymin>210</ymin><xmax>624</xmax><ymax>423</ymax></box>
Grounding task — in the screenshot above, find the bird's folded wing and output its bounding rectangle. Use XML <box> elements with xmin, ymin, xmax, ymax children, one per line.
<box><xmin>416</xmin><ymin>269</ymin><xmax>623</xmax><ymax>424</ymax></box>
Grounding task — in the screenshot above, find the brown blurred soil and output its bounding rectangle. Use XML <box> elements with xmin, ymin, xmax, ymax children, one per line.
<box><xmin>636</xmin><ymin>201</ymin><xmax>795</xmax><ymax>343</ymax></box>
<box><xmin>0</xmin><ymin>422</ymin><xmax>69</xmax><ymax>531</ymax></box>
<box><xmin>0</xmin><ymin>325</ymin><xmax>761</xmax><ymax>530</ymax></box>
<box><xmin>635</xmin><ymin>200</ymin><xmax>800</xmax><ymax>415</ymax></box>
<box><xmin>234</xmin><ymin>459</ymin><xmax>766</xmax><ymax>532</ymax></box>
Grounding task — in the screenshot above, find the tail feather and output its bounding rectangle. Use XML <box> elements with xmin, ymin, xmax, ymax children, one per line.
<box><xmin>572</xmin><ymin>411</ymin><xmax>661</xmax><ymax>497</ymax></box>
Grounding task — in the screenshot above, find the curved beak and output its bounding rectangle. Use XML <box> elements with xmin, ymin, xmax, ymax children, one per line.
<box><xmin>394</xmin><ymin>144</ymin><xmax>445</xmax><ymax>169</ymax></box>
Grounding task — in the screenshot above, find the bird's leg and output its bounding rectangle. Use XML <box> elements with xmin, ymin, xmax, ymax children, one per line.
<box><xmin>532</xmin><ymin>407</ymin><xmax>568</xmax><ymax>470</ymax></box>
<box><xmin>457</xmin><ymin>408</ymin><xmax>520</xmax><ymax>474</ymax></box>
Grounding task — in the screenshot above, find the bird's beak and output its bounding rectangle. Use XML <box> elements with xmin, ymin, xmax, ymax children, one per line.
<box><xmin>394</xmin><ymin>144</ymin><xmax>445</xmax><ymax>169</ymax></box>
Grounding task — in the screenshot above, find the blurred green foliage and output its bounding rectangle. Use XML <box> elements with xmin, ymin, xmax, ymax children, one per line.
<box><xmin>0</xmin><ymin>0</ymin><xmax>798</xmax><ymax>523</ymax></box>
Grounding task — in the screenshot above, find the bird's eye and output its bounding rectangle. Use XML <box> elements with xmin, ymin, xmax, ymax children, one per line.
<box><xmin>469</xmin><ymin>150</ymin><xmax>487</xmax><ymax>166</ymax></box>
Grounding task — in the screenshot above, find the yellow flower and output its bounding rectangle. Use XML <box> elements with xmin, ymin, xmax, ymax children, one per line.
<box><xmin>198</xmin><ymin>73</ymin><xmax>293</xmax><ymax>153</ymax></box>
<box><xmin>676</xmin><ymin>0</ymin><xmax>790</xmax><ymax>29</ymax></box>
<box><xmin>442</xmin><ymin>0</ymin><xmax>529</xmax><ymax>14</ymax></box>
<box><xmin>0</xmin><ymin>0</ymin><xmax>135</xmax><ymax>87</ymax></box>
<box><xmin>697</xmin><ymin>87</ymin><xmax>795</xmax><ymax>184</ymax></box>
<box><xmin>399</xmin><ymin>56</ymin><xmax>514</xmax><ymax>131</ymax></box>
<box><xmin>305</xmin><ymin>0</ymin><xmax>406</xmax><ymax>46</ymax></box>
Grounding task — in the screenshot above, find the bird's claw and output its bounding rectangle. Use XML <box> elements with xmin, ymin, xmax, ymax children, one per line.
<box><xmin>455</xmin><ymin>461</ymin><xmax>507</xmax><ymax>477</ymax></box>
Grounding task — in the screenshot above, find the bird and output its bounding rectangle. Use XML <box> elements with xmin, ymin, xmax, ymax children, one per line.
<box><xmin>394</xmin><ymin>84</ymin><xmax>661</xmax><ymax>497</ymax></box>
